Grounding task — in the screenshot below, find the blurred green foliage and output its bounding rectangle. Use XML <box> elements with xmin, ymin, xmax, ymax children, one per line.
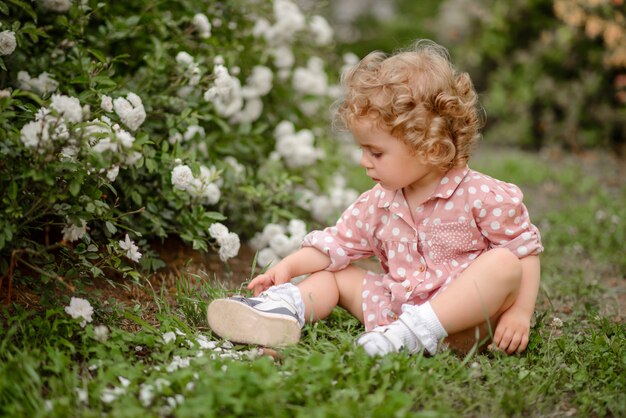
<box><xmin>336</xmin><ymin>0</ymin><xmax>626</xmax><ymax>153</ymax></box>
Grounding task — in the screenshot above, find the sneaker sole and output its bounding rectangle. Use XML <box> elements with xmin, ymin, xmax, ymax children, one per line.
<box><xmin>206</xmin><ymin>299</ymin><xmax>301</xmax><ymax>347</ymax></box>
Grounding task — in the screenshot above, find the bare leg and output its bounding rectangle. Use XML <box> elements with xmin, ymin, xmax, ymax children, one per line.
<box><xmin>430</xmin><ymin>248</ymin><xmax>522</xmax><ymax>351</ymax></box>
<box><xmin>297</xmin><ymin>265</ymin><xmax>366</xmax><ymax>323</ymax></box>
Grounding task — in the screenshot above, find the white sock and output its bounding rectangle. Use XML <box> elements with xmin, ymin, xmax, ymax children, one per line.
<box><xmin>400</xmin><ymin>302</ymin><xmax>448</xmax><ymax>355</ymax></box>
<box><xmin>357</xmin><ymin>302</ymin><xmax>448</xmax><ymax>357</ymax></box>
<box><xmin>264</xmin><ymin>283</ymin><xmax>306</xmax><ymax>328</ymax></box>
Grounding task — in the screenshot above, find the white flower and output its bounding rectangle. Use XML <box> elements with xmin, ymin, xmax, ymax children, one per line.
<box><xmin>118</xmin><ymin>377</ymin><xmax>131</xmax><ymax>388</ymax></box>
<box><xmin>230</xmin><ymin>97</ymin><xmax>263</xmax><ymax>124</ymax></box>
<box><xmin>208</xmin><ymin>223</ymin><xmax>229</xmax><ymax>240</ymax></box>
<box><xmin>75</xmin><ymin>388</ymin><xmax>88</xmax><ymax>403</ymax></box>
<box><xmin>20</xmin><ymin>120</ymin><xmax>49</xmax><ymax>149</ymax></box>
<box><xmin>176</xmin><ymin>51</ymin><xmax>194</xmax><ymax>66</ymax></box>
<box><xmin>187</xmin><ymin>65</ymin><xmax>201</xmax><ymax>86</ymax></box>
<box><xmin>192</xmin><ymin>13</ymin><xmax>211</xmax><ymax>38</ymax></box>
<box><xmin>201</xmin><ymin>182</ymin><xmax>221</xmax><ymax>205</ymax></box>
<box><xmin>94</xmin><ymin>325</ymin><xmax>109</xmax><ymax>342</ymax></box>
<box><xmin>203</xmin><ymin>64</ymin><xmax>243</xmax><ymax>117</ymax></box>
<box><xmin>288</xmin><ymin>219</ymin><xmax>307</xmax><ymax>239</ymax></box>
<box><xmin>139</xmin><ymin>384</ymin><xmax>155</xmax><ymax>407</ymax></box>
<box><xmin>125</xmin><ymin>151</ymin><xmax>142</xmax><ymax>166</ymax></box>
<box><xmin>248</xmin><ymin>232</ymin><xmax>267</xmax><ymax>251</ymax></box>
<box><xmin>183</xmin><ymin>124</ymin><xmax>205</xmax><ymax>141</ymax></box>
<box><xmin>50</xmin><ymin>94</ymin><xmax>83</xmax><ymax>123</ymax></box>
<box><xmin>62</xmin><ymin>219</ymin><xmax>88</xmax><ymax>242</ymax></box>
<box><xmin>309</xmin><ymin>16</ymin><xmax>333</xmax><ymax>46</ymax></box>
<box><xmin>41</xmin><ymin>0</ymin><xmax>73</xmax><ymax>13</ymax></box>
<box><xmin>113</xmin><ymin>93</ymin><xmax>146</xmax><ymax>131</ymax></box>
<box><xmin>106</xmin><ymin>166</ymin><xmax>120</xmax><ymax>182</ymax></box>
<box><xmin>551</xmin><ymin>317</ymin><xmax>564</xmax><ymax>328</ymax></box>
<box><xmin>262</xmin><ymin>223</ymin><xmax>286</xmax><ymax>242</ymax></box>
<box><xmin>275</xmin><ymin>127</ymin><xmax>322</xmax><ymax>168</ymax></box>
<box><xmin>196</xmin><ymin>335</ymin><xmax>217</xmax><ymax>350</ymax></box>
<box><xmin>166</xmin><ymin>355</ymin><xmax>191</xmax><ymax>373</ymax></box>
<box><xmin>257</xmin><ymin>247</ymin><xmax>278</xmax><ymax>268</ymax></box>
<box><xmin>224</xmin><ymin>156</ymin><xmax>245</xmax><ymax>178</ymax></box>
<box><xmin>311</xmin><ymin>195</ymin><xmax>334</xmax><ymax>222</ymax></box>
<box><xmin>252</xmin><ymin>18</ymin><xmax>271</xmax><ymax>39</ymax></box>
<box><xmin>242</xmin><ymin>66</ymin><xmax>273</xmax><ymax>98</ymax></box>
<box><xmin>17</xmin><ymin>71</ymin><xmax>59</xmax><ymax>95</ymax></box>
<box><xmin>0</xmin><ymin>31</ymin><xmax>17</xmax><ymax>56</ymax></box>
<box><xmin>162</xmin><ymin>331</ymin><xmax>176</xmax><ymax>344</ymax></box>
<box><xmin>218</xmin><ymin>232</ymin><xmax>240</xmax><ymax>262</ymax></box>
<box><xmin>171</xmin><ymin>165</ymin><xmax>193</xmax><ymax>190</ymax></box>
<box><xmin>119</xmin><ymin>234</ymin><xmax>142</xmax><ymax>262</ymax></box>
<box><xmin>0</xmin><ymin>89</ymin><xmax>10</xmax><ymax>98</ymax></box>
<box><xmin>274</xmin><ymin>120</ymin><xmax>295</xmax><ymax>138</ymax></box>
<box><xmin>59</xmin><ymin>145</ymin><xmax>78</xmax><ymax>162</ymax></box>
<box><xmin>260</xmin><ymin>0</ymin><xmax>306</xmax><ymax>45</ymax></box>
<box><xmin>341</xmin><ymin>52</ymin><xmax>360</xmax><ymax>75</ymax></box>
<box><xmin>169</xmin><ymin>131</ymin><xmax>183</xmax><ymax>144</ymax></box>
<box><xmin>101</xmin><ymin>95</ymin><xmax>113</xmax><ymax>112</ymax></box>
<box><xmin>100</xmin><ymin>386</ymin><xmax>125</xmax><ymax>404</ymax></box>
<box><xmin>293</xmin><ymin>57</ymin><xmax>328</xmax><ymax>96</ymax></box>
<box><xmin>65</xmin><ymin>297</ymin><xmax>94</xmax><ymax>327</ymax></box>
<box><xmin>115</xmin><ymin>127</ymin><xmax>135</xmax><ymax>148</ymax></box>
<box><xmin>269</xmin><ymin>233</ymin><xmax>292</xmax><ymax>258</ymax></box>
<box><xmin>271</xmin><ymin>46</ymin><xmax>295</xmax><ymax>69</ymax></box>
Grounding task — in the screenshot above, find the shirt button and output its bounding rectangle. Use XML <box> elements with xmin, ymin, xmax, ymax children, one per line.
<box><xmin>418</xmin><ymin>265</ymin><xmax>426</xmax><ymax>272</ymax></box>
<box><xmin>406</xmin><ymin>286</ymin><xmax>413</xmax><ymax>292</ymax></box>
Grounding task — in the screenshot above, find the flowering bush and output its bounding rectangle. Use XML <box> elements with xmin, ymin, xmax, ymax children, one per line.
<box><xmin>433</xmin><ymin>0</ymin><xmax>626</xmax><ymax>151</ymax></box>
<box><xmin>0</xmin><ymin>0</ymin><xmax>361</xmax><ymax>287</ymax></box>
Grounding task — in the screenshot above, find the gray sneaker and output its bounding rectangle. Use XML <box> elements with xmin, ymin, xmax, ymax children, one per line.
<box><xmin>207</xmin><ymin>293</ymin><xmax>301</xmax><ymax>347</ymax></box>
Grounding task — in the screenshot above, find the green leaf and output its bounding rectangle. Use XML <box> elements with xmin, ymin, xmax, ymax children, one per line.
<box><xmin>91</xmin><ymin>75</ymin><xmax>117</xmax><ymax>88</ymax></box>
<box><xmin>131</xmin><ymin>190</ymin><xmax>142</xmax><ymax>205</ymax></box>
<box><xmin>69</xmin><ymin>75</ymin><xmax>89</xmax><ymax>85</ymax></box>
<box><xmin>105</xmin><ymin>221</ymin><xmax>117</xmax><ymax>234</ymax></box>
<box><xmin>69</xmin><ymin>179</ymin><xmax>81</xmax><ymax>196</ymax></box>
<box><xmin>87</xmin><ymin>48</ymin><xmax>107</xmax><ymax>63</ymax></box>
<box><xmin>145</xmin><ymin>158</ymin><xmax>157</xmax><ymax>173</ymax></box>
<box><xmin>7</xmin><ymin>0</ymin><xmax>37</xmax><ymax>21</ymax></box>
<box><xmin>0</xmin><ymin>2</ymin><xmax>9</xmax><ymax>16</ymax></box>
<box><xmin>7</xmin><ymin>181</ymin><xmax>17</xmax><ymax>200</ymax></box>
<box><xmin>192</xmin><ymin>239</ymin><xmax>207</xmax><ymax>251</ymax></box>
<box><xmin>206</xmin><ymin>211</ymin><xmax>227</xmax><ymax>221</ymax></box>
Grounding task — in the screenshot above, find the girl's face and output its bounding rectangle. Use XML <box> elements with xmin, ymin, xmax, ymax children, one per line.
<box><xmin>351</xmin><ymin>118</ymin><xmax>443</xmax><ymax>194</ymax></box>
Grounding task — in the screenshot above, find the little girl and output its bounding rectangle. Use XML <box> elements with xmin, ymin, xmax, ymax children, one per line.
<box><xmin>207</xmin><ymin>40</ymin><xmax>543</xmax><ymax>356</ymax></box>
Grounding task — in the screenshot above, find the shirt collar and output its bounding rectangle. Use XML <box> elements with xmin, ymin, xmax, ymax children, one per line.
<box><xmin>375</xmin><ymin>165</ymin><xmax>470</xmax><ymax>209</ymax></box>
<box><xmin>430</xmin><ymin>165</ymin><xmax>470</xmax><ymax>200</ymax></box>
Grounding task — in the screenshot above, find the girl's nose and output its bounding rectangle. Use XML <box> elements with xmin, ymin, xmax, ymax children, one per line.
<box><xmin>360</xmin><ymin>152</ymin><xmax>372</xmax><ymax>168</ymax></box>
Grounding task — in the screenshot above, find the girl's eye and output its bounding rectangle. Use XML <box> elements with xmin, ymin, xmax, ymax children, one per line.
<box><xmin>371</xmin><ymin>151</ymin><xmax>382</xmax><ymax>158</ymax></box>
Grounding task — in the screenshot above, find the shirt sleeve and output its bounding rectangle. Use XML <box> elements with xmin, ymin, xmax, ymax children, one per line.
<box><xmin>302</xmin><ymin>192</ymin><xmax>375</xmax><ymax>271</ymax></box>
<box><xmin>473</xmin><ymin>181</ymin><xmax>543</xmax><ymax>258</ymax></box>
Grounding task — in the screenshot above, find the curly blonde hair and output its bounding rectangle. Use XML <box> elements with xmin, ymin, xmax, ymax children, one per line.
<box><xmin>335</xmin><ymin>40</ymin><xmax>484</xmax><ymax>170</ymax></box>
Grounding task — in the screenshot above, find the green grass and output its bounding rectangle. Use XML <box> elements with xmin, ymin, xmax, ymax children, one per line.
<box><xmin>1</xmin><ymin>148</ymin><xmax>625</xmax><ymax>417</ymax></box>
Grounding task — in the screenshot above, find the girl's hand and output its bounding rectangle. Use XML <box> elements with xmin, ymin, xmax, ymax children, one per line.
<box><xmin>247</xmin><ymin>264</ymin><xmax>292</xmax><ymax>296</ymax></box>
<box><xmin>492</xmin><ymin>305</ymin><xmax>531</xmax><ymax>354</ymax></box>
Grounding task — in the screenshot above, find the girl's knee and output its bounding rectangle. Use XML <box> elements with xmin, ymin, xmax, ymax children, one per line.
<box><xmin>485</xmin><ymin>248</ymin><xmax>522</xmax><ymax>284</ymax></box>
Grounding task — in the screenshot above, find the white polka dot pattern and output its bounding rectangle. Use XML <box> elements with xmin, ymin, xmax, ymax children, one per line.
<box><xmin>302</xmin><ymin>166</ymin><xmax>543</xmax><ymax>331</ymax></box>
<box><xmin>429</xmin><ymin>222</ymin><xmax>473</xmax><ymax>264</ymax></box>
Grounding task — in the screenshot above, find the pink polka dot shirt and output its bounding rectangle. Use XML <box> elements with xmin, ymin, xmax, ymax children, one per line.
<box><xmin>302</xmin><ymin>166</ymin><xmax>544</xmax><ymax>331</ymax></box>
